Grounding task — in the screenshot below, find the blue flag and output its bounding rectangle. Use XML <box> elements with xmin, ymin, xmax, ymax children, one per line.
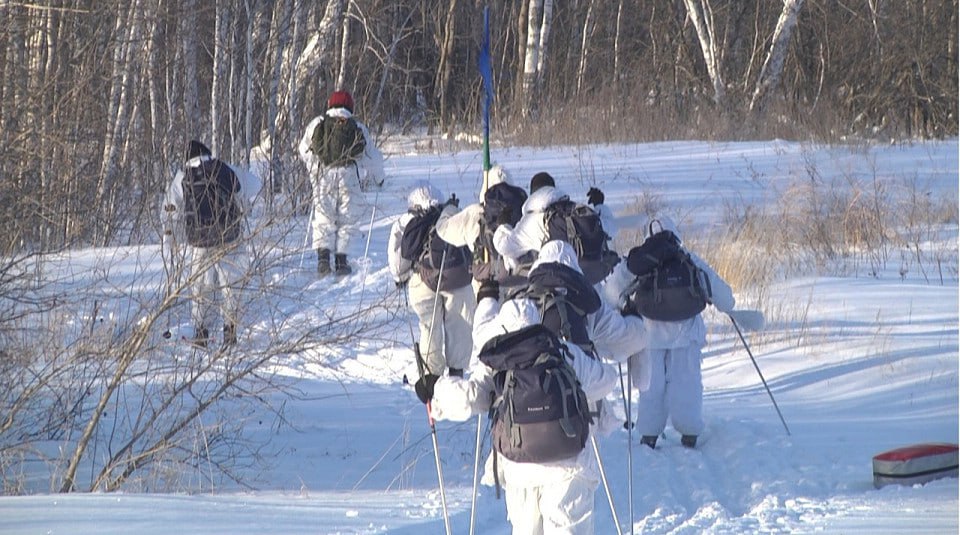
<box><xmin>479</xmin><ymin>7</ymin><xmax>493</xmax><ymax>126</ymax></box>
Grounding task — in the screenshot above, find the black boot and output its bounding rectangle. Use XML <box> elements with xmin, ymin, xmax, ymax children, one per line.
<box><xmin>681</xmin><ymin>434</ymin><xmax>698</xmax><ymax>448</ymax></box>
<box><xmin>223</xmin><ymin>323</ymin><xmax>237</xmax><ymax>347</ymax></box>
<box><xmin>640</xmin><ymin>435</ymin><xmax>658</xmax><ymax>449</ymax></box>
<box><xmin>317</xmin><ymin>248</ymin><xmax>332</xmax><ymax>276</ymax></box>
<box><xmin>334</xmin><ymin>253</ymin><xmax>352</xmax><ymax>276</ymax></box>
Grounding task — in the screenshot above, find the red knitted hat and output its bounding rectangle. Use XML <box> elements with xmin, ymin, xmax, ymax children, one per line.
<box><xmin>327</xmin><ymin>90</ymin><xmax>354</xmax><ymax>113</ymax></box>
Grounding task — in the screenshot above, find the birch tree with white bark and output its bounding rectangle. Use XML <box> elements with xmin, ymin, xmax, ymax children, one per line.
<box><xmin>749</xmin><ymin>0</ymin><xmax>805</xmax><ymax>114</ymax></box>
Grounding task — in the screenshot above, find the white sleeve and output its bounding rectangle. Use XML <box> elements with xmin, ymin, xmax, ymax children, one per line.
<box><xmin>492</xmin><ymin>211</ymin><xmax>546</xmax><ymax>262</ymax></box>
<box><xmin>298</xmin><ymin>115</ymin><xmax>324</xmax><ymax>168</ymax></box>
<box><xmin>599</xmin><ymin>260</ymin><xmax>635</xmax><ymax>309</ymax></box>
<box><xmin>595</xmin><ymin>203</ymin><xmax>619</xmax><ymax>242</ymax></box>
<box><xmin>357</xmin><ymin>121</ymin><xmax>386</xmax><ymax>185</ymax></box>
<box><xmin>691</xmin><ymin>252</ymin><xmax>736</xmax><ymax>313</ymax></box>
<box><xmin>565</xmin><ymin>343</ymin><xmax>618</xmax><ymax>402</ymax></box>
<box><xmin>387</xmin><ymin>214</ymin><xmax>414</xmax><ymax>282</ymax></box>
<box><xmin>430</xmin><ymin>365</ymin><xmax>496</xmax><ymax>422</ymax></box>
<box><xmin>436</xmin><ymin>203</ymin><xmax>481</xmax><ymax>249</ymax></box>
<box><xmin>161</xmin><ymin>171</ymin><xmax>184</xmax><ymax>235</ymax></box>
<box><xmin>589</xmin><ymin>302</ymin><xmax>647</xmax><ymax>363</ymax></box>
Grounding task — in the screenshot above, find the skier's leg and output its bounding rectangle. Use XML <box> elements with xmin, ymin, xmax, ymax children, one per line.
<box><xmin>635</xmin><ymin>349</ymin><xmax>669</xmax><ymax>438</ymax></box>
<box><xmin>668</xmin><ymin>343</ymin><xmax>705</xmax><ymax>438</ymax></box>
<box><xmin>409</xmin><ymin>276</ymin><xmax>446</xmax><ymax>376</ymax></box>
<box><xmin>443</xmin><ymin>284</ymin><xmax>476</xmax><ymax>372</ymax></box>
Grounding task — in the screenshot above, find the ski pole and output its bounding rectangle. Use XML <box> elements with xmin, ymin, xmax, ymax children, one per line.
<box><xmin>591</xmin><ymin>434</ymin><xmax>624</xmax><ymax>535</ymax></box>
<box><xmin>417</xmin><ymin>246</ymin><xmax>452</xmax><ymax>535</ymax></box>
<box><xmin>468</xmin><ymin>412</ymin><xmax>483</xmax><ymax>535</ymax></box>
<box><xmin>356</xmin><ymin>187</ymin><xmax>379</xmax><ymax>307</ymax></box>
<box><xmin>618</xmin><ymin>363</ymin><xmax>634</xmax><ymax>535</ymax></box>
<box><xmin>729</xmin><ymin>315</ymin><xmax>791</xmax><ymax>436</ymax></box>
<box><xmin>411</xmin><ymin>338</ymin><xmax>452</xmax><ymax>535</ymax></box>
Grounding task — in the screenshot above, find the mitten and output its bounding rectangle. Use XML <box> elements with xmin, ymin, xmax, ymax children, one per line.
<box><xmin>587</xmin><ymin>187</ymin><xmax>605</xmax><ymax>207</ymax></box>
<box><xmin>476</xmin><ymin>278</ymin><xmax>500</xmax><ymax>301</ymax></box>
<box><xmin>414</xmin><ymin>374</ymin><xmax>440</xmax><ymax>404</ymax></box>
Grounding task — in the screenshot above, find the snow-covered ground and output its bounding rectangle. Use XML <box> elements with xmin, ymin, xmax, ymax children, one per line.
<box><xmin>1</xmin><ymin>138</ymin><xmax>957</xmax><ymax>534</ymax></box>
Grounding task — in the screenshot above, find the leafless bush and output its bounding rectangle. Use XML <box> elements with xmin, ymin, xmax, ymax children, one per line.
<box><xmin>0</xmin><ymin>206</ymin><xmax>398</xmax><ymax>494</ymax></box>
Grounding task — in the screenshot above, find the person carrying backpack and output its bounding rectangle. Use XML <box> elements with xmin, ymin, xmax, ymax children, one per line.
<box><xmin>434</xmin><ymin>164</ymin><xmax>528</xmax><ymax>288</ymax></box>
<box><xmin>161</xmin><ymin>140</ymin><xmax>260</xmax><ymax>347</ymax></box>
<box><xmin>420</xmin><ymin>276</ymin><xmax>618</xmax><ymax>534</ymax></box>
<box><xmin>493</xmin><ymin>172</ymin><xmax>620</xmax><ymax>287</ymax></box>
<box><xmin>388</xmin><ymin>183</ymin><xmax>475</xmax><ymax>377</ymax></box>
<box><xmin>604</xmin><ymin>216</ymin><xmax>735</xmax><ymax>449</ymax></box>
<box><xmin>298</xmin><ymin>90</ymin><xmax>386</xmax><ymax>278</ymax></box>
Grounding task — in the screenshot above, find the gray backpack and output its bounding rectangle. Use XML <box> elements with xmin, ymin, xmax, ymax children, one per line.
<box><xmin>478</xmin><ymin>324</ymin><xmax>591</xmax><ymax>464</ymax></box>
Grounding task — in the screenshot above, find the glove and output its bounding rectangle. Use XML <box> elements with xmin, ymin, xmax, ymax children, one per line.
<box><xmin>587</xmin><ymin>187</ymin><xmax>605</xmax><ymax>207</ymax></box>
<box><xmin>476</xmin><ymin>278</ymin><xmax>500</xmax><ymax>301</ymax></box>
<box><xmin>446</xmin><ymin>193</ymin><xmax>459</xmax><ymax>208</ymax></box>
<box><xmin>415</xmin><ymin>374</ymin><xmax>440</xmax><ymax>404</ymax></box>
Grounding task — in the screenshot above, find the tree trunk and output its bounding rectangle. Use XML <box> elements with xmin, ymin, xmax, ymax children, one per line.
<box><xmin>521</xmin><ymin>0</ymin><xmax>543</xmax><ymax>117</ymax></box>
<box><xmin>576</xmin><ymin>0</ymin><xmax>595</xmax><ymax>96</ymax></box>
<box><xmin>434</xmin><ymin>0</ymin><xmax>459</xmax><ymax>129</ymax></box>
<box><xmin>337</xmin><ymin>0</ymin><xmax>351</xmax><ymax>90</ymax></box>
<box><xmin>211</xmin><ymin>0</ymin><xmax>233</xmax><ymax>151</ymax></box>
<box><xmin>682</xmin><ymin>0</ymin><xmax>725</xmax><ymax>106</ymax></box>
<box><xmin>749</xmin><ymin>0</ymin><xmax>805</xmax><ymax>114</ymax></box>
<box><xmin>182</xmin><ymin>0</ymin><xmax>202</xmax><ymax>137</ymax></box>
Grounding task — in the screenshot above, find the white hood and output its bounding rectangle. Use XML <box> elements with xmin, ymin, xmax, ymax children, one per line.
<box><xmin>530</xmin><ymin>240</ymin><xmax>583</xmax><ymax>274</ymax></box>
<box><xmin>523</xmin><ymin>186</ymin><xmax>568</xmax><ymax>214</ymax></box>
<box><xmin>407</xmin><ymin>183</ymin><xmax>442</xmax><ymax>210</ymax></box>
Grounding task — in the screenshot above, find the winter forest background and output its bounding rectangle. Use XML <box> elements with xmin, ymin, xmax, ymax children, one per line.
<box><xmin>1</xmin><ymin>0</ymin><xmax>958</xmax><ymax>512</ymax></box>
<box><xmin>1</xmin><ymin>0</ymin><xmax>957</xmax><ymax>251</ymax></box>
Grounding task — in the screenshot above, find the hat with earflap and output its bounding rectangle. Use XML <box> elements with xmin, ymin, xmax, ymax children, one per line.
<box><xmin>186</xmin><ymin>140</ymin><xmax>212</xmax><ymax>160</ymax></box>
<box><xmin>529</xmin><ymin>172</ymin><xmax>555</xmax><ymax>193</ymax></box>
<box><xmin>327</xmin><ymin>90</ymin><xmax>355</xmax><ymax>113</ymax></box>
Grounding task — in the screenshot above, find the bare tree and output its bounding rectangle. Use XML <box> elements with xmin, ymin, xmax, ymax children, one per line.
<box><xmin>749</xmin><ymin>0</ymin><xmax>805</xmax><ymax>114</ymax></box>
<box><xmin>682</xmin><ymin>0</ymin><xmax>725</xmax><ymax>106</ymax></box>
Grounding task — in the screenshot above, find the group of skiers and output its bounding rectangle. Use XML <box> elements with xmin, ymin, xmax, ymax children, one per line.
<box><xmin>388</xmin><ymin>164</ymin><xmax>735</xmax><ymax>533</ymax></box>
<box><xmin>161</xmin><ymin>90</ymin><xmax>736</xmax><ymax>533</ymax></box>
<box><xmin>161</xmin><ymin>90</ymin><xmax>385</xmax><ymax>347</ymax></box>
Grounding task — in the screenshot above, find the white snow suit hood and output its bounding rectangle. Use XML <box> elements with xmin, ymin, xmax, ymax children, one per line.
<box><xmin>407</xmin><ymin>183</ymin><xmax>442</xmax><ymax>211</ymax></box>
<box><xmin>522</xmin><ymin>185</ymin><xmax>568</xmax><ymax>215</ymax></box>
<box><xmin>530</xmin><ymin>240</ymin><xmax>582</xmax><ymax>274</ymax></box>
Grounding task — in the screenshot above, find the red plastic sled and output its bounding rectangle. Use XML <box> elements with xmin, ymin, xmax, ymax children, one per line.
<box><xmin>872</xmin><ymin>443</ymin><xmax>959</xmax><ymax>488</ymax></box>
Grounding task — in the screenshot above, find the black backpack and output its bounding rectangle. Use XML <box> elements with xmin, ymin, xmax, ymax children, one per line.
<box><xmin>543</xmin><ymin>199</ymin><xmax>619</xmax><ymax>284</ymax></box>
<box><xmin>311</xmin><ymin>116</ymin><xmax>366</xmax><ymax>166</ymax></box>
<box><xmin>182</xmin><ymin>159</ymin><xmax>242</xmax><ymax>248</ymax></box>
<box><xmin>508</xmin><ymin>262</ymin><xmax>602</xmax><ymax>354</ymax></box>
<box><xmin>400</xmin><ymin>206</ymin><xmax>472</xmax><ymax>292</ymax></box>
<box><xmin>473</xmin><ymin>182</ymin><xmax>527</xmax><ymax>282</ymax></box>
<box><xmin>478</xmin><ymin>324</ymin><xmax>591</xmax><ymax>464</ymax></box>
<box><xmin>622</xmin><ymin>226</ymin><xmax>712</xmax><ymax>321</ymax></box>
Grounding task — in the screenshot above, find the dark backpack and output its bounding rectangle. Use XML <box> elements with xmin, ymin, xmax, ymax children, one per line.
<box><xmin>543</xmin><ymin>199</ymin><xmax>619</xmax><ymax>284</ymax></box>
<box><xmin>311</xmin><ymin>116</ymin><xmax>366</xmax><ymax>166</ymax></box>
<box><xmin>473</xmin><ymin>182</ymin><xmax>528</xmax><ymax>282</ymax></box>
<box><xmin>400</xmin><ymin>206</ymin><xmax>472</xmax><ymax>292</ymax></box>
<box><xmin>623</xmin><ymin>227</ymin><xmax>712</xmax><ymax>321</ymax></box>
<box><xmin>182</xmin><ymin>159</ymin><xmax>242</xmax><ymax>248</ymax></box>
<box><xmin>508</xmin><ymin>262</ymin><xmax>602</xmax><ymax>354</ymax></box>
<box><xmin>478</xmin><ymin>324</ymin><xmax>591</xmax><ymax>464</ymax></box>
